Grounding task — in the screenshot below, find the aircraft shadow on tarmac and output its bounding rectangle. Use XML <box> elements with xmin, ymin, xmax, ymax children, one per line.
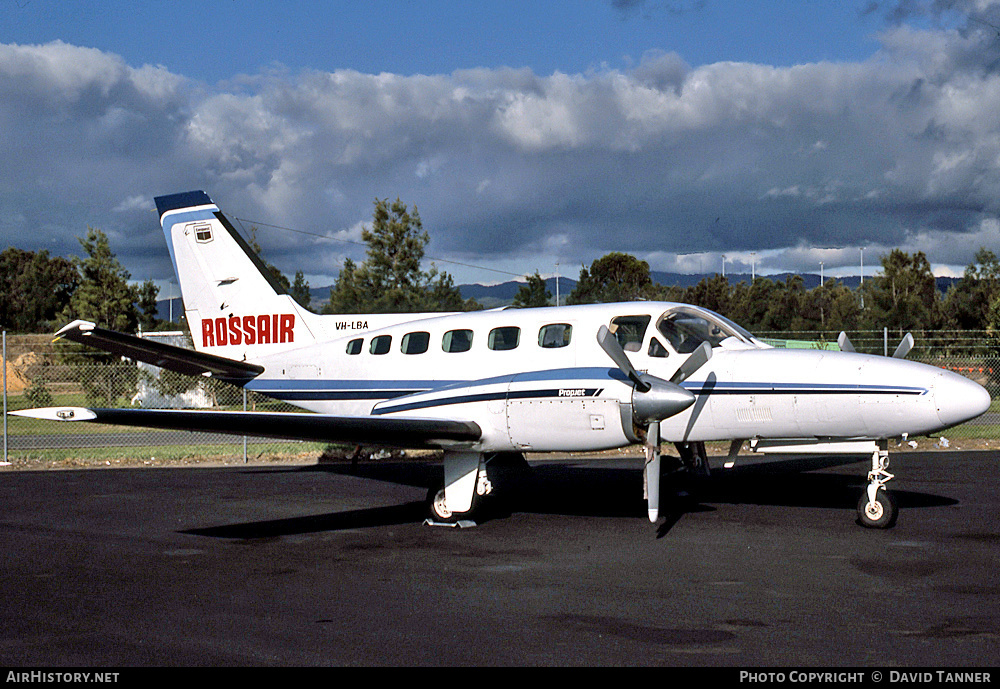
<box><xmin>181</xmin><ymin>455</ymin><xmax>958</xmax><ymax>540</ymax></box>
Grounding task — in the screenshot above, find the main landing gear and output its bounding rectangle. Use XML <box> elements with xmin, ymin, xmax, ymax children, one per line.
<box><xmin>425</xmin><ymin>451</ymin><xmax>529</xmax><ymax>526</ymax></box>
<box><xmin>426</xmin><ymin>472</ymin><xmax>489</xmax><ymax>525</ymax></box>
<box><xmin>857</xmin><ymin>445</ymin><xmax>898</xmax><ymax>529</ymax></box>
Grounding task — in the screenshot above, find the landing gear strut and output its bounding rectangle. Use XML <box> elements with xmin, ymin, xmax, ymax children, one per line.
<box><xmin>857</xmin><ymin>445</ymin><xmax>898</xmax><ymax>529</ymax></box>
<box><xmin>675</xmin><ymin>441</ymin><xmax>711</xmax><ymax>478</ymax></box>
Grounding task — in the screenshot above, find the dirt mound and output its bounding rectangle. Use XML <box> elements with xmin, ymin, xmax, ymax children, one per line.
<box><xmin>3</xmin><ymin>352</ymin><xmax>35</xmax><ymax>393</ymax></box>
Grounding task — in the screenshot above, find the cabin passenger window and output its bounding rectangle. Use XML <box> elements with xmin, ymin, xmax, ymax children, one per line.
<box><xmin>442</xmin><ymin>329</ymin><xmax>473</xmax><ymax>353</ymax></box>
<box><xmin>538</xmin><ymin>324</ymin><xmax>572</xmax><ymax>348</ymax></box>
<box><xmin>610</xmin><ymin>315</ymin><xmax>651</xmax><ymax>352</ymax></box>
<box><xmin>369</xmin><ymin>335</ymin><xmax>392</xmax><ymax>355</ymax></box>
<box><xmin>488</xmin><ymin>327</ymin><xmax>520</xmax><ymax>351</ymax></box>
<box><xmin>346</xmin><ymin>338</ymin><xmax>363</xmax><ymax>355</ymax></box>
<box><xmin>401</xmin><ymin>331</ymin><xmax>430</xmax><ymax>355</ymax></box>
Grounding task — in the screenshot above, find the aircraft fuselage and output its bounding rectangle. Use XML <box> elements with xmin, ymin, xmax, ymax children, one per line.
<box><xmin>240</xmin><ymin>302</ymin><xmax>988</xmax><ymax>453</ymax></box>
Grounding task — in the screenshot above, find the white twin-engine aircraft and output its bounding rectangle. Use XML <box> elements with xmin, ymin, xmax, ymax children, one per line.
<box><xmin>14</xmin><ymin>191</ymin><xmax>991</xmax><ymax>529</ymax></box>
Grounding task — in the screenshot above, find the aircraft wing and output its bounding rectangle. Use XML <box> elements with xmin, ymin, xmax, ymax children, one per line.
<box><xmin>54</xmin><ymin>320</ymin><xmax>264</xmax><ymax>383</ymax></box>
<box><xmin>10</xmin><ymin>407</ymin><xmax>482</xmax><ymax>449</ymax></box>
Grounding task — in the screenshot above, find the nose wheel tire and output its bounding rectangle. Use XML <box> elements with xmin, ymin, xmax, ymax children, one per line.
<box><xmin>857</xmin><ymin>488</ymin><xmax>898</xmax><ymax>529</ymax></box>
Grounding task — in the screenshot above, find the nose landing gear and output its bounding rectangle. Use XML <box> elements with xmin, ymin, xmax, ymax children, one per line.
<box><xmin>857</xmin><ymin>446</ymin><xmax>898</xmax><ymax>529</ymax></box>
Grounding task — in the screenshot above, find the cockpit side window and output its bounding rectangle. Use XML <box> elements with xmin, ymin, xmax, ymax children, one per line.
<box><xmin>657</xmin><ymin>316</ymin><xmax>705</xmax><ymax>353</ymax></box>
<box><xmin>656</xmin><ymin>306</ymin><xmax>753</xmax><ymax>352</ymax></box>
<box><xmin>648</xmin><ymin>338</ymin><xmax>669</xmax><ymax>358</ymax></box>
<box><xmin>609</xmin><ymin>315</ymin><xmax>651</xmax><ymax>352</ymax></box>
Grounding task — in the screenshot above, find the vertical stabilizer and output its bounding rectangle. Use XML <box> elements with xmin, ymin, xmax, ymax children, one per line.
<box><xmin>155</xmin><ymin>191</ymin><xmax>318</xmax><ymax>359</ymax></box>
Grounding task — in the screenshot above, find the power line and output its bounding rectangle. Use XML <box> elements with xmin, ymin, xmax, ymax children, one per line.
<box><xmin>233</xmin><ymin>216</ymin><xmax>528</xmax><ymax>280</ymax></box>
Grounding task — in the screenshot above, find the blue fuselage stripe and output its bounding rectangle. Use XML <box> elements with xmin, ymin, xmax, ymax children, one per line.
<box><xmin>245</xmin><ymin>371</ymin><xmax>927</xmax><ymax>413</ymax></box>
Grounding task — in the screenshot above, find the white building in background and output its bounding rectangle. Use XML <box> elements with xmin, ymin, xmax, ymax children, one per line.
<box><xmin>132</xmin><ymin>331</ymin><xmax>212</xmax><ymax>409</ymax></box>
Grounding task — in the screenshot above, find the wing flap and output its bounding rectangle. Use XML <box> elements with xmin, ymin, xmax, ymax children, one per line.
<box><xmin>10</xmin><ymin>407</ymin><xmax>482</xmax><ymax>449</ymax></box>
<box><xmin>54</xmin><ymin>320</ymin><xmax>264</xmax><ymax>382</ymax></box>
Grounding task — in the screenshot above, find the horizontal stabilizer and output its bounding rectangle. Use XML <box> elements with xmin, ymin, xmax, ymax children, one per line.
<box><xmin>10</xmin><ymin>407</ymin><xmax>482</xmax><ymax>449</ymax></box>
<box><xmin>54</xmin><ymin>320</ymin><xmax>264</xmax><ymax>383</ymax></box>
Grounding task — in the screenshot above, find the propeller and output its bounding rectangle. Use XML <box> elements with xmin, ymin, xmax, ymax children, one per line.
<box><xmin>670</xmin><ymin>341</ymin><xmax>712</xmax><ymax>385</ymax></box>
<box><xmin>596</xmin><ymin>325</ymin><xmax>699</xmax><ymax>422</ymax></box>
<box><xmin>597</xmin><ymin>324</ymin><xmax>652</xmax><ymax>392</ymax></box>
<box><xmin>891</xmin><ymin>332</ymin><xmax>914</xmax><ymax>359</ymax></box>
<box><xmin>597</xmin><ymin>325</ymin><xmax>712</xmax><ymax>522</ymax></box>
<box><xmin>837</xmin><ymin>331</ymin><xmax>855</xmax><ymax>353</ymax></box>
<box><xmin>644</xmin><ymin>420</ymin><xmax>661</xmax><ymax>523</ymax></box>
<box><xmin>838</xmin><ymin>331</ymin><xmax>913</xmax><ymax>358</ymax></box>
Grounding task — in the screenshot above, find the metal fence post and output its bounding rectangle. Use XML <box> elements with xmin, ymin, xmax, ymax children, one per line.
<box><xmin>243</xmin><ymin>387</ymin><xmax>248</xmax><ymax>464</ymax></box>
<box><xmin>884</xmin><ymin>327</ymin><xmax>888</xmax><ymax>357</ymax></box>
<box><xmin>3</xmin><ymin>330</ymin><xmax>9</xmax><ymax>466</ymax></box>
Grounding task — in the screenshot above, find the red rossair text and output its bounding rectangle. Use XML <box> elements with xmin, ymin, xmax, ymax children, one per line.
<box><xmin>202</xmin><ymin>314</ymin><xmax>295</xmax><ymax>347</ymax></box>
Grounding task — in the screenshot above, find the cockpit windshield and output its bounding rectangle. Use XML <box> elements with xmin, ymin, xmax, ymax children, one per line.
<box><xmin>656</xmin><ymin>306</ymin><xmax>757</xmax><ymax>353</ymax></box>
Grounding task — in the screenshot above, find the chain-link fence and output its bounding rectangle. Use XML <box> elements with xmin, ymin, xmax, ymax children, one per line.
<box><xmin>1</xmin><ymin>332</ymin><xmax>330</xmax><ymax>468</ymax></box>
<box><xmin>2</xmin><ymin>329</ymin><xmax>999</xmax><ymax>468</ymax></box>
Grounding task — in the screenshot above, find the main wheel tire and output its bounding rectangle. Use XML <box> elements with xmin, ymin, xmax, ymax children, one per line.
<box><xmin>857</xmin><ymin>488</ymin><xmax>898</xmax><ymax>529</ymax></box>
<box><xmin>427</xmin><ymin>485</ymin><xmax>456</xmax><ymax>523</ymax></box>
<box><xmin>426</xmin><ymin>484</ymin><xmax>479</xmax><ymax>524</ymax></box>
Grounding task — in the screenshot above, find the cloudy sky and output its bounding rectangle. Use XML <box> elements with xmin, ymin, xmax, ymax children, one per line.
<box><xmin>3</xmin><ymin>0</ymin><xmax>1000</xmax><ymax>292</ymax></box>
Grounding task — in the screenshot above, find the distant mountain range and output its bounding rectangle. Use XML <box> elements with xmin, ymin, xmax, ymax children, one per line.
<box><xmin>157</xmin><ymin>271</ymin><xmax>960</xmax><ymax>319</ymax></box>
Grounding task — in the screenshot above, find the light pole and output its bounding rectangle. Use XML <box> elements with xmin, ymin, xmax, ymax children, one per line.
<box><xmin>555</xmin><ymin>261</ymin><xmax>560</xmax><ymax>307</ymax></box>
<box><xmin>860</xmin><ymin>248</ymin><xmax>865</xmax><ymax>310</ymax></box>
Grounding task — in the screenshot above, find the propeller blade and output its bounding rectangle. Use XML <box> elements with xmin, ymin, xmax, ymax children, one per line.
<box><xmin>597</xmin><ymin>325</ymin><xmax>650</xmax><ymax>392</ymax></box>
<box><xmin>644</xmin><ymin>420</ymin><xmax>660</xmax><ymax>523</ymax></box>
<box><xmin>892</xmin><ymin>332</ymin><xmax>914</xmax><ymax>359</ymax></box>
<box><xmin>669</xmin><ymin>341</ymin><xmax>713</xmax><ymax>384</ymax></box>
<box><xmin>837</xmin><ymin>331</ymin><xmax>855</xmax><ymax>353</ymax></box>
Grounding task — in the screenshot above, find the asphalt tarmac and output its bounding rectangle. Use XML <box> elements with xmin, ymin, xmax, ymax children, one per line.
<box><xmin>0</xmin><ymin>450</ymin><xmax>998</xmax><ymax>667</ymax></box>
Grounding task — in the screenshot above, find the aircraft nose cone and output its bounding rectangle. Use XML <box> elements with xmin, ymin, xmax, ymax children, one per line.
<box><xmin>934</xmin><ymin>371</ymin><xmax>991</xmax><ymax>429</ymax></box>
